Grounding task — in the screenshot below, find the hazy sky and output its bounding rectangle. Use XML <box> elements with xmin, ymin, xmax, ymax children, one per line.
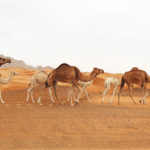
<box><xmin>0</xmin><ymin>0</ymin><xmax>150</xmax><ymax>73</ymax></box>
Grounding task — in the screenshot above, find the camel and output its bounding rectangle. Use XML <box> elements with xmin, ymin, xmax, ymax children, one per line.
<box><xmin>118</xmin><ymin>67</ymin><xmax>150</xmax><ymax>105</ymax></box>
<box><xmin>26</xmin><ymin>71</ymin><xmax>55</xmax><ymax>105</ymax></box>
<box><xmin>0</xmin><ymin>57</ymin><xmax>11</xmax><ymax>66</ymax></box>
<box><xmin>102</xmin><ymin>77</ymin><xmax>120</xmax><ymax>103</ymax></box>
<box><xmin>45</xmin><ymin>63</ymin><xmax>104</xmax><ymax>106</ymax></box>
<box><xmin>0</xmin><ymin>71</ymin><xmax>17</xmax><ymax>103</ymax></box>
<box><xmin>67</xmin><ymin>80</ymin><xmax>93</xmax><ymax>103</ymax></box>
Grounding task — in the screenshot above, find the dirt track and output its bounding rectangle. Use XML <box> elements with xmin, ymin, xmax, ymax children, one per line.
<box><xmin>0</xmin><ymin>86</ymin><xmax>150</xmax><ymax>150</ymax></box>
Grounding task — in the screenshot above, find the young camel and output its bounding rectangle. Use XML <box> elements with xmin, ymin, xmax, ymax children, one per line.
<box><xmin>0</xmin><ymin>57</ymin><xmax>11</xmax><ymax>66</ymax></box>
<box><xmin>0</xmin><ymin>71</ymin><xmax>17</xmax><ymax>104</ymax></box>
<box><xmin>45</xmin><ymin>63</ymin><xmax>104</xmax><ymax>106</ymax></box>
<box><xmin>118</xmin><ymin>67</ymin><xmax>150</xmax><ymax>105</ymax></box>
<box><xmin>67</xmin><ymin>80</ymin><xmax>93</xmax><ymax>103</ymax></box>
<box><xmin>26</xmin><ymin>71</ymin><xmax>55</xmax><ymax>105</ymax></box>
<box><xmin>102</xmin><ymin>77</ymin><xmax>120</xmax><ymax>103</ymax></box>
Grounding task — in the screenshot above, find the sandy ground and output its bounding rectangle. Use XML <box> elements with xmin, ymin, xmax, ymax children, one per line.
<box><xmin>0</xmin><ymin>68</ymin><xmax>150</xmax><ymax>150</ymax></box>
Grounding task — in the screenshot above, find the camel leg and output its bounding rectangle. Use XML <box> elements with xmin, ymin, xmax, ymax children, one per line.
<box><xmin>37</xmin><ymin>90</ymin><xmax>44</xmax><ymax>105</ymax></box>
<box><xmin>102</xmin><ymin>88</ymin><xmax>108</xmax><ymax>103</ymax></box>
<box><xmin>26</xmin><ymin>87</ymin><xmax>33</xmax><ymax>102</ymax></box>
<box><xmin>75</xmin><ymin>87</ymin><xmax>83</xmax><ymax>104</ymax></box>
<box><xmin>142</xmin><ymin>85</ymin><xmax>147</xmax><ymax>104</ymax></box>
<box><xmin>128</xmin><ymin>85</ymin><xmax>136</xmax><ymax>104</ymax></box>
<box><xmin>69</xmin><ymin>88</ymin><xmax>75</xmax><ymax>106</ymax></box>
<box><xmin>26</xmin><ymin>88</ymin><xmax>30</xmax><ymax>102</ymax></box>
<box><xmin>37</xmin><ymin>96</ymin><xmax>42</xmax><ymax>105</ymax></box>
<box><xmin>73</xmin><ymin>84</ymin><xmax>81</xmax><ymax>104</ymax></box>
<box><xmin>52</xmin><ymin>84</ymin><xmax>63</xmax><ymax>104</ymax></box>
<box><xmin>0</xmin><ymin>90</ymin><xmax>5</xmax><ymax>104</ymax></box>
<box><xmin>70</xmin><ymin>92</ymin><xmax>74</xmax><ymax>106</ymax></box>
<box><xmin>110</xmin><ymin>86</ymin><xmax>118</xmax><ymax>103</ymax></box>
<box><xmin>102</xmin><ymin>83</ymin><xmax>110</xmax><ymax>103</ymax></box>
<box><xmin>48</xmin><ymin>87</ymin><xmax>55</xmax><ymax>103</ymax></box>
<box><xmin>38</xmin><ymin>87</ymin><xmax>55</xmax><ymax>105</ymax></box>
<box><xmin>84</xmin><ymin>86</ymin><xmax>91</xmax><ymax>103</ymax></box>
<box><xmin>31</xmin><ymin>89</ymin><xmax>35</xmax><ymax>103</ymax></box>
<box><xmin>67</xmin><ymin>88</ymin><xmax>72</xmax><ymax>102</ymax></box>
<box><xmin>118</xmin><ymin>87</ymin><xmax>123</xmax><ymax>105</ymax></box>
<box><xmin>66</xmin><ymin>86</ymin><xmax>75</xmax><ymax>106</ymax></box>
<box><xmin>67</xmin><ymin>88</ymin><xmax>76</xmax><ymax>102</ymax></box>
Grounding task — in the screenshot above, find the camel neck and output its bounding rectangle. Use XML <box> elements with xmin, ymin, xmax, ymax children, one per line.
<box><xmin>0</xmin><ymin>73</ymin><xmax>14</xmax><ymax>84</ymax></box>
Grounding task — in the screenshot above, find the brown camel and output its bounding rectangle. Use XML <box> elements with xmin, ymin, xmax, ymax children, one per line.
<box><xmin>118</xmin><ymin>67</ymin><xmax>150</xmax><ymax>105</ymax></box>
<box><xmin>0</xmin><ymin>57</ymin><xmax>11</xmax><ymax>66</ymax></box>
<box><xmin>46</xmin><ymin>63</ymin><xmax>104</xmax><ymax>106</ymax></box>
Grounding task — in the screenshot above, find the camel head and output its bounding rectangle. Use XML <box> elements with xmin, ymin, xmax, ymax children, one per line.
<box><xmin>89</xmin><ymin>67</ymin><xmax>104</xmax><ymax>79</ymax></box>
<box><xmin>93</xmin><ymin>67</ymin><xmax>104</xmax><ymax>75</ymax></box>
<box><xmin>0</xmin><ymin>57</ymin><xmax>11</xmax><ymax>66</ymax></box>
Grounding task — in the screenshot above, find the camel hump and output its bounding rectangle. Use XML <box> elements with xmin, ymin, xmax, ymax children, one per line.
<box><xmin>56</xmin><ymin>63</ymin><xmax>70</xmax><ymax>69</ymax></box>
<box><xmin>39</xmin><ymin>71</ymin><xmax>47</xmax><ymax>74</ymax></box>
<box><xmin>131</xmin><ymin>67</ymin><xmax>139</xmax><ymax>71</ymax></box>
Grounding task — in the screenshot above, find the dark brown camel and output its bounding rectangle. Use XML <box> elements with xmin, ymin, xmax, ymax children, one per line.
<box><xmin>46</xmin><ymin>63</ymin><xmax>104</xmax><ymax>105</ymax></box>
<box><xmin>0</xmin><ymin>57</ymin><xmax>11</xmax><ymax>66</ymax></box>
<box><xmin>118</xmin><ymin>67</ymin><xmax>150</xmax><ymax>105</ymax></box>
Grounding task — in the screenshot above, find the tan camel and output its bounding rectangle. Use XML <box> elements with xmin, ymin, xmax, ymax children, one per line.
<box><xmin>26</xmin><ymin>71</ymin><xmax>55</xmax><ymax>105</ymax></box>
<box><xmin>0</xmin><ymin>71</ymin><xmax>17</xmax><ymax>103</ymax></box>
<box><xmin>45</xmin><ymin>63</ymin><xmax>104</xmax><ymax>106</ymax></box>
<box><xmin>118</xmin><ymin>67</ymin><xmax>150</xmax><ymax>105</ymax></box>
<box><xmin>0</xmin><ymin>57</ymin><xmax>11</xmax><ymax>66</ymax></box>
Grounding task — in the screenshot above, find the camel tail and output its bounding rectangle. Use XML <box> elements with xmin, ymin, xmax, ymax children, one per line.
<box><xmin>45</xmin><ymin>81</ymin><xmax>49</xmax><ymax>88</ymax></box>
<box><xmin>145</xmin><ymin>73</ymin><xmax>150</xmax><ymax>83</ymax></box>
<box><xmin>120</xmin><ymin>76</ymin><xmax>125</xmax><ymax>90</ymax></box>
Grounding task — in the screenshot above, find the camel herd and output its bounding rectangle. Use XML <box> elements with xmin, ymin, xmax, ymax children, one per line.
<box><xmin>0</xmin><ymin>56</ymin><xmax>149</xmax><ymax>106</ymax></box>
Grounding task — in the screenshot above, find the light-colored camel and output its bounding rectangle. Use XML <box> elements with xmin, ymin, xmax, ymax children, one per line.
<box><xmin>118</xmin><ymin>67</ymin><xmax>150</xmax><ymax>105</ymax></box>
<box><xmin>0</xmin><ymin>71</ymin><xmax>17</xmax><ymax>103</ymax></box>
<box><xmin>46</xmin><ymin>63</ymin><xmax>104</xmax><ymax>106</ymax></box>
<box><xmin>0</xmin><ymin>57</ymin><xmax>11</xmax><ymax>66</ymax></box>
<box><xmin>26</xmin><ymin>71</ymin><xmax>55</xmax><ymax>105</ymax></box>
<box><xmin>102</xmin><ymin>77</ymin><xmax>120</xmax><ymax>103</ymax></box>
<box><xmin>67</xmin><ymin>80</ymin><xmax>93</xmax><ymax>103</ymax></box>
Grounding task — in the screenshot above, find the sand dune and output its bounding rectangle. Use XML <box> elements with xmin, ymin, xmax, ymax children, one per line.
<box><xmin>0</xmin><ymin>68</ymin><xmax>120</xmax><ymax>92</ymax></box>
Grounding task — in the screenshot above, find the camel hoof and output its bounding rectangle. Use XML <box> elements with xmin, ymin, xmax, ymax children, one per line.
<box><xmin>75</xmin><ymin>101</ymin><xmax>79</xmax><ymax>104</ymax></box>
<box><xmin>70</xmin><ymin>103</ymin><xmax>74</xmax><ymax>106</ymax></box>
<box><xmin>139</xmin><ymin>100</ymin><xmax>142</xmax><ymax>104</ymax></box>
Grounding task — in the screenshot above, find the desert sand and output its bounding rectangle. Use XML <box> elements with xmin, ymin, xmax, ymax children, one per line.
<box><xmin>0</xmin><ymin>68</ymin><xmax>150</xmax><ymax>150</ymax></box>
